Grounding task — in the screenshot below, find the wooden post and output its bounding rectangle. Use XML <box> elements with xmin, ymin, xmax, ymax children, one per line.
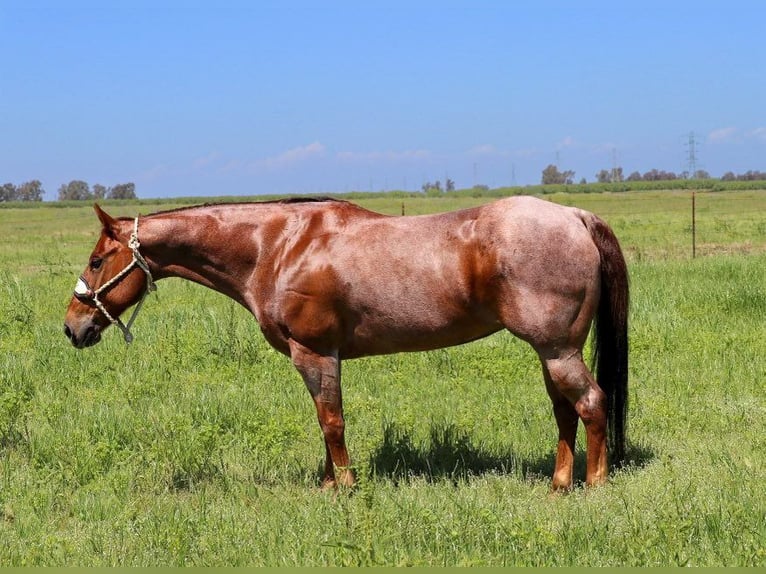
<box><xmin>692</xmin><ymin>191</ymin><xmax>696</xmax><ymax>259</ymax></box>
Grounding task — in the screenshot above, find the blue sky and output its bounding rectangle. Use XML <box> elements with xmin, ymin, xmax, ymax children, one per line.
<box><xmin>1</xmin><ymin>1</ymin><xmax>764</xmax><ymax>199</ymax></box>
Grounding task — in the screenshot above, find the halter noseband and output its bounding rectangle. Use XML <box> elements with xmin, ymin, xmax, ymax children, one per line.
<box><xmin>73</xmin><ymin>217</ymin><xmax>157</xmax><ymax>343</ymax></box>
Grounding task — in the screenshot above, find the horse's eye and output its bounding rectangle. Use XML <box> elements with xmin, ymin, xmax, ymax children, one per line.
<box><xmin>90</xmin><ymin>257</ymin><xmax>103</xmax><ymax>270</ymax></box>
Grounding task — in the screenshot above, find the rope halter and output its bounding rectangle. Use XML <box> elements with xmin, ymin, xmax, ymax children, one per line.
<box><xmin>73</xmin><ymin>217</ymin><xmax>157</xmax><ymax>343</ymax></box>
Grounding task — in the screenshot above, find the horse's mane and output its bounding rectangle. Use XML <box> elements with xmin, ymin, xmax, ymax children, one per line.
<box><xmin>119</xmin><ymin>196</ymin><xmax>346</xmax><ymax>219</ymax></box>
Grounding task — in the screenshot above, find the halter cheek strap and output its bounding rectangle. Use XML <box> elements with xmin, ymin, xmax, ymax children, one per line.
<box><xmin>73</xmin><ymin>217</ymin><xmax>157</xmax><ymax>343</ymax></box>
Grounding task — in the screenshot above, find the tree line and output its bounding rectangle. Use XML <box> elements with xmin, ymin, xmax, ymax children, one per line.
<box><xmin>542</xmin><ymin>165</ymin><xmax>766</xmax><ymax>185</ymax></box>
<box><xmin>56</xmin><ymin>180</ymin><xmax>136</xmax><ymax>201</ymax></box>
<box><xmin>0</xmin><ymin>180</ymin><xmax>45</xmax><ymax>201</ymax></box>
<box><xmin>0</xmin><ymin>180</ymin><xmax>138</xmax><ymax>202</ymax></box>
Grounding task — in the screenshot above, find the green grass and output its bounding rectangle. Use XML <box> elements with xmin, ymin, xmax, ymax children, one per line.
<box><xmin>0</xmin><ymin>191</ymin><xmax>765</xmax><ymax>566</ymax></box>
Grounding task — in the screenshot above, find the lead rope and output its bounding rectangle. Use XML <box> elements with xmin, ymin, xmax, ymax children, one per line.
<box><xmin>89</xmin><ymin>217</ymin><xmax>157</xmax><ymax>343</ymax></box>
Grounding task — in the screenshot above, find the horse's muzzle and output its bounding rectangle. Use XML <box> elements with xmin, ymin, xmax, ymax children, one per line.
<box><xmin>64</xmin><ymin>321</ymin><xmax>102</xmax><ymax>348</ymax></box>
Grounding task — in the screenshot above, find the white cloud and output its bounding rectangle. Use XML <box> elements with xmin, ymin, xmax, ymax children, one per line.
<box><xmin>257</xmin><ymin>142</ymin><xmax>326</xmax><ymax>169</ymax></box>
<box><xmin>707</xmin><ymin>127</ymin><xmax>738</xmax><ymax>143</ymax></box>
<box><xmin>216</xmin><ymin>142</ymin><xmax>327</xmax><ymax>174</ymax></box>
<box><xmin>514</xmin><ymin>147</ymin><xmax>541</xmax><ymax>159</ymax></box>
<box><xmin>467</xmin><ymin>144</ymin><xmax>498</xmax><ymax>156</ymax></box>
<box><xmin>556</xmin><ymin>136</ymin><xmax>577</xmax><ymax>149</ymax></box>
<box><xmin>136</xmin><ymin>163</ymin><xmax>173</xmax><ymax>182</ymax></box>
<box><xmin>553</xmin><ymin>137</ymin><xmax>619</xmax><ymax>156</ymax></box>
<box><xmin>589</xmin><ymin>142</ymin><xmax>618</xmax><ymax>155</ymax></box>
<box><xmin>219</xmin><ymin>159</ymin><xmax>244</xmax><ymax>173</ymax></box>
<box><xmin>193</xmin><ymin>152</ymin><xmax>221</xmax><ymax>169</ymax></box>
<box><xmin>748</xmin><ymin>127</ymin><xmax>766</xmax><ymax>141</ymax></box>
<box><xmin>336</xmin><ymin>149</ymin><xmax>432</xmax><ymax>162</ymax></box>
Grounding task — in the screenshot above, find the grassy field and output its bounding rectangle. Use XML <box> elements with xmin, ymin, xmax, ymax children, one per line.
<box><xmin>0</xmin><ymin>191</ymin><xmax>765</xmax><ymax>566</ymax></box>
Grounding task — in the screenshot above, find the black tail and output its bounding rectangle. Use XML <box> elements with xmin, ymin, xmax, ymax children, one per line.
<box><xmin>583</xmin><ymin>214</ymin><xmax>629</xmax><ymax>465</ymax></box>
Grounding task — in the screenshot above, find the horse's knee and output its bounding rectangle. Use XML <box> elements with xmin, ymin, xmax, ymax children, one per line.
<box><xmin>321</xmin><ymin>421</ymin><xmax>345</xmax><ymax>444</ymax></box>
<box><xmin>318</xmin><ymin>408</ymin><xmax>346</xmax><ymax>443</ymax></box>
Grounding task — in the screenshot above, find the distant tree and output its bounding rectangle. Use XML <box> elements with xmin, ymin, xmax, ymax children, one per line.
<box><xmin>642</xmin><ymin>169</ymin><xmax>660</xmax><ymax>181</ymax></box>
<box><xmin>421</xmin><ymin>180</ymin><xmax>442</xmax><ymax>194</ymax></box>
<box><xmin>58</xmin><ymin>180</ymin><xmax>92</xmax><ymax>200</ymax></box>
<box><xmin>737</xmin><ymin>170</ymin><xmax>766</xmax><ymax>181</ymax></box>
<box><xmin>93</xmin><ymin>184</ymin><xmax>108</xmax><ymax>199</ymax></box>
<box><xmin>626</xmin><ymin>171</ymin><xmax>642</xmax><ymax>182</ymax></box>
<box><xmin>17</xmin><ymin>180</ymin><xmax>44</xmax><ymax>201</ymax></box>
<box><xmin>596</xmin><ymin>169</ymin><xmax>611</xmax><ymax>183</ymax></box>
<box><xmin>541</xmin><ymin>164</ymin><xmax>574</xmax><ymax>185</ymax></box>
<box><xmin>642</xmin><ymin>169</ymin><xmax>677</xmax><ymax>181</ymax></box>
<box><xmin>579</xmin><ymin>177</ymin><xmax>587</xmax><ymax>185</ymax></box>
<box><xmin>693</xmin><ymin>170</ymin><xmax>710</xmax><ymax>179</ymax></box>
<box><xmin>108</xmin><ymin>182</ymin><xmax>136</xmax><ymax>199</ymax></box>
<box><xmin>0</xmin><ymin>182</ymin><xmax>17</xmax><ymax>202</ymax></box>
<box><xmin>445</xmin><ymin>178</ymin><xmax>455</xmax><ymax>192</ymax></box>
<box><xmin>542</xmin><ymin>164</ymin><xmax>561</xmax><ymax>184</ymax></box>
<box><xmin>721</xmin><ymin>171</ymin><xmax>736</xmax><ymax>181</ymax></box>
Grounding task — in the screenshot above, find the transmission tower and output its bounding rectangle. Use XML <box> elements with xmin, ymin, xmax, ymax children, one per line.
<box><xmin>685</xmin><ymin>132</ymin><xmax>700</xmax><ymax>178</ymax></box>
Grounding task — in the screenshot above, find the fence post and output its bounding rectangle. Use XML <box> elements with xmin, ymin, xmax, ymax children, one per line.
<box><xmin>692</xmin><ymin>191</ymin><xmax>696</xmax><ymax>258</ymax></box>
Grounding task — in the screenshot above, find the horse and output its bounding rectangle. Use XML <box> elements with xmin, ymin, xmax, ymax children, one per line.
<box><xmin>63</xmin><ymin>195</ymin><xmax>629</xmax><ymax>490</ymax></box>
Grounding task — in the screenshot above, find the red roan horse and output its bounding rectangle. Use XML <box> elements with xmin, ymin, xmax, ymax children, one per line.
<box><xmin>64</xmin><ymin>196</ymin><xmax>629</xmax><ymax>490</ymax></box>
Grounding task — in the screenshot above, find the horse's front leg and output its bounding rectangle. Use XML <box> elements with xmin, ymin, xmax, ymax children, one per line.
<box><xmin>289</xmin><ymin>339</ymin><xmax>355</xmax><ymax>489</ymax></box>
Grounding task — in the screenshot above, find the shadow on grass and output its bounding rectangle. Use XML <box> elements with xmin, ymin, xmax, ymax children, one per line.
<box><xmin>367</xmin><ymin>421</ymin><xmax>655</xmax><ymax>486</ymax></box>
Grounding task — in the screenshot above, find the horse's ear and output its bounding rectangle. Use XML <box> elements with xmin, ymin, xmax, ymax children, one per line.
<box><xmin>94</xmin><ymin>203</ymin><xmax>118</xmax><ymax>238</ymax></box>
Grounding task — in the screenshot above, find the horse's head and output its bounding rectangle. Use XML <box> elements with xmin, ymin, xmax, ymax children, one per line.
<box><xmin>63</xmin><ymin>204</ymin><xmax>155</xmax><ymax>348</ymax></box>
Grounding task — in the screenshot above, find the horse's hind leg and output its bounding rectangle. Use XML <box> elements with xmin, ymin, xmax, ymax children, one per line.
<box><xmin>542</xmin><ymin>369</ymin><xmax>579</xmax><ymax>490</ymax></box>
<box><xmin>540</xmin><ymin>350</ymin><xmax>608</xmax><ymax>488</ymax></box>
<box><xmin>289</xmin><ymin>339</ymin><xmax>355</xmax><ymax>489</ymax></box>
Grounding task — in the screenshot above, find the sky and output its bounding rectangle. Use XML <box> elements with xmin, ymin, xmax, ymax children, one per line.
<box><xmin>1</xmin><ymin>1</ymin><xmax>764</xmax><ymax>199</ymax></box>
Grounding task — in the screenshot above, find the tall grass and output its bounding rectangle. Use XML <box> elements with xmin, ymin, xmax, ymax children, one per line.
<box><xmin>0</xmin><ymin>192</ymin><xmax>764</xmax><ymax>565</ymax></box>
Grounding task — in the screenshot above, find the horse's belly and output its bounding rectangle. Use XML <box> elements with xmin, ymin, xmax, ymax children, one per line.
<box><xmin>340</xmin><ymin>305</ymin><xmax>502</xmax><ymax>358</ymax></box>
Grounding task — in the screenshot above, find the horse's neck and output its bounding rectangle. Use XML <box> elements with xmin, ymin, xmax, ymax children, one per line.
<box><xmin>136</xmin><ymin>210</ymin><xmax>258</xmax><ymax>305</ymax></box>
